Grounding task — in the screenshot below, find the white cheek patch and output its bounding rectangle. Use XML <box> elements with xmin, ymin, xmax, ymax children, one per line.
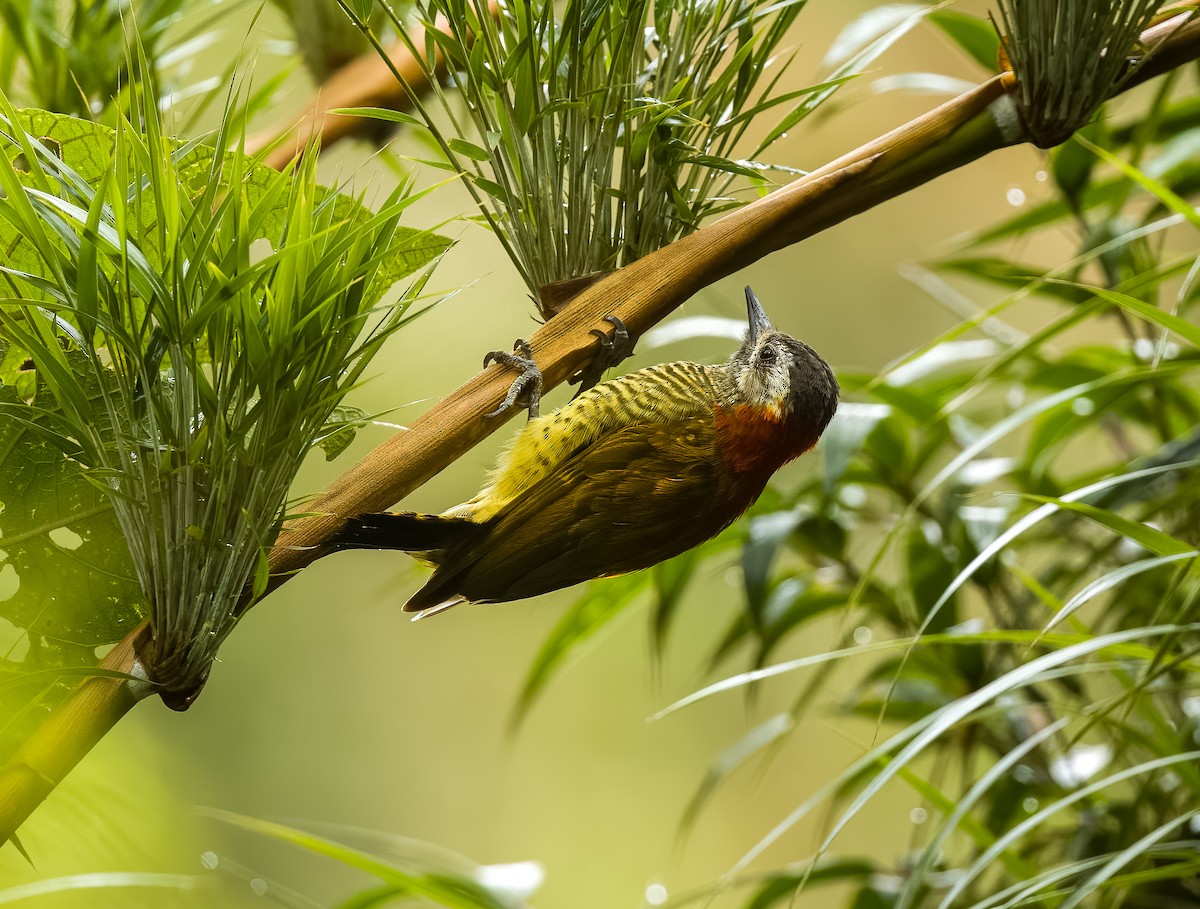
<box><xmin>740</xmin><ymin>365</ymin><xmax>791</xmax><ymax>416</ymax></box>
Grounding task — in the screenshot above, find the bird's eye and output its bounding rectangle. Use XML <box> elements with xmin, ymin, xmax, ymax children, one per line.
<box><xmin>760</xmin><ymin>346</ymin><xmax>777</xmax><ymax>365</ymax></box>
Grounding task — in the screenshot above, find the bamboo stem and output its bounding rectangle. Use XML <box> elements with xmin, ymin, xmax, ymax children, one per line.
<box><xmin>0</xmin><ymin>620</ymin><xmax>152</xmax><ymax>845</ymax></box>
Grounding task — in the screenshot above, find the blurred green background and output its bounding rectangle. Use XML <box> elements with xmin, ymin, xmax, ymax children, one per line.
<box><xmin>0</xmin><ymin>1</ymin><xmax>1094</xmax><ymax>905</ymax></box>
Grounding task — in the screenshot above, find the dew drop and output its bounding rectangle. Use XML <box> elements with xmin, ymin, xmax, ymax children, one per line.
<box><xmin>645</xmin><ymin>883</ymin><xmax>669</xmax><ymax>906</ymax></box>
<box><xmin>200</xmin><ymin>851</ymin><xmax>219</xmax><ymax>870</ymax></box>
<box><xmin>250</xmin><ymin>878</ymin><xmax>268</xmax><ymax>896</ymax></box>
<box><xmin>478</xmin><ymin>862</ymin><xmax>544</xmax><ymax>902</ymax></box>
<box><xmin>1005</xmin><ymin>186</ymin><xmax>1026</xmax><ymax>206</ymax></box>
<box><xmin>1071</xmin><ymin>397</ymin><xmax>1095</xmax><ymax>416</ymax></box>
<box><xmin>1050</xmin><ymin>743</ymin><xmax>1111</xmax><ymax>788</ymax></box>
<box><xmin>909</xmin><ymin>806</ymin><xmax>928</xmax><ymax>825</ymax></box>
<box><xmin>853</xmin><ymin>626</ymin><xmax>872</xmax><ymax>645</ymax></box>
<box><xmin>1034</xmin><ymin>169</ymin><xmax>1048</xmax><ymax>182</ymax></box>
<box><xmin>839</xmin><ymin>484</ymin><xmax>867</xmax><ymax>508</ymax></box>
<box><xmin>1022</xmin><ymin>797</ymin><xmax>1039</xmax><ymax>813</ymax></box>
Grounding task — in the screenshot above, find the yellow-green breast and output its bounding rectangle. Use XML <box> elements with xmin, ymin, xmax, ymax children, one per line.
<box><xmin>448</xmin><ymin>361</ymin><xmax>720</xmax><ymax>522</ymax></box>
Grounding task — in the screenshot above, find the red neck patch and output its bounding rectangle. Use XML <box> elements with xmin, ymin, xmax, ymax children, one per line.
<box><xmin>714</xmin><ymin>404</ymin><xmax>813</xmax><ymax>475</ymax></box>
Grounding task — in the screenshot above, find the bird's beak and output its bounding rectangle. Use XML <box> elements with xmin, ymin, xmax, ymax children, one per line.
<box><xmin>745</xmin><ymin>286</ymin><xmax>773</xmax><ymax>342</ymax></box>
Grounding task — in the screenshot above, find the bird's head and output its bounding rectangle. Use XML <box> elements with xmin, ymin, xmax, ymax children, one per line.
<box><xmin>723</xmin><ymin>286</ymin><xmax>839</xmax><ymax>433</ymax></box>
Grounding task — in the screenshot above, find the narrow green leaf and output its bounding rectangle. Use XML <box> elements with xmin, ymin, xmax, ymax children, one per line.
<box><xmin>1042</xmin><ymin>552</ymin><xmax>1197</xmax><ymax>634</ymax></box>
<box><xmin>0</xmin><ymin>874</ymin><xmax>209</xmax><ymax>903</ymax></box>
<box><xmin>1019</xmin><ymin>496</ymin><xmax>1195</xmax><ymax>558</ymax></box>
<box><xmin>1077</xmin><ymin>133</ymin><xmax>1200</xmax><ymax>230</ymax></box>
<box><xmin>202</xmin><ymin>810</ymin><xmax>512</xmax><ymax>909</ymax></box>
<box><xmin>447</xmin><ymin>138</ymin><xmax>492</xmax><ymax>162</ymax></box>
<box><xmin>1047</xmin><ymin>280</ymin><xmax>1200</xmax><ymax>348</ymax></box>
<box><xmin>330</xmin><ymin>107</ymin><xmax>426</xmax><ymax>128</ymax></box>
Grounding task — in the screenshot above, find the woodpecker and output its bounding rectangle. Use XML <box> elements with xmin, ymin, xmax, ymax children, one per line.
<box><xmin>335</xmin><ymin>287</ymin><xmax>839</xmax><ymax>616</ymax></box>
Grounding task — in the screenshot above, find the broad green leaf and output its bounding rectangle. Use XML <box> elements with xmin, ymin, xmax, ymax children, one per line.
<box><xmin>0</xmin><ymin>369</ymin><xmax>144</xmax><ymax>764</ymax></box>
<box><xmin>742</xmin><ymin>510</ymin><xmax>803</xmax><ymax>616</ymax></box>
<box><xmin>927</xmin><ymin>10</ymin><xmax>1001</xmax><ymax>72</ymax></box>
<box><xmin>822</xmin><ymin>403</ymin><xmax>890</xmax><ymax>493</ymax></box>
<box><xmin>315</xmin><ymin>404</ymin><xmax>373</xmax><ymax>461</ymax></box>
<box><xmin>0</xmin><ymin>108</ymin><xmax>450</xmax><ymax>316</ymax></box>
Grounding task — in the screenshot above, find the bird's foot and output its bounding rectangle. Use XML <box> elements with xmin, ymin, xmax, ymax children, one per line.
<box><xmin>569</xmin><ymin>316</ymin><xmax>635</xmax><ymax>396</ymax></box>
<box><xmin>485</xmin><ymin>339</ymin><xmax>543</xmax><ymax>419</ymax></box>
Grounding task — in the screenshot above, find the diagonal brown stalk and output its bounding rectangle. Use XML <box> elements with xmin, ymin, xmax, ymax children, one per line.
<box><xmin>245</xmin><ymin>3</ymin><xmax>502</xmax><ymax>171</ymax></box>
<box><xmin>1</xmin><ymin>8</ymin><xmax>1198</xmax><ymax>846</ymax></box>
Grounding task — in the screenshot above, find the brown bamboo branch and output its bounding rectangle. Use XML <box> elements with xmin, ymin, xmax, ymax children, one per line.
<box><xmin>3</xmin><ymin>8</ymin><xmax>1199</xmax><ymax>845</ymax></box>
<box><xmin>246</xmin><ymin>3</ymin><xmax>502</xmax><ymax>172</ymax></box>
<box><xmin>245</xmin><ymin>36</ymin><xmax>432</xmax><ymax>171</ymax></box>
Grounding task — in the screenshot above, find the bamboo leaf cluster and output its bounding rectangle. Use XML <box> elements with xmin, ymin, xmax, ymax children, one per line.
<box><xmin>0</xmin><ymin>99</ymin><xmax>448</xmax><ymax>698</ymax></box>
<box><xmin>353</xmin><ymin>0</ymin><xmax>858</xmax><ymax>311</ymax></box>
<box><xmin>996</xmin><ymin>0</ymin><xmax>1162</xmax><ymax>147</ymax></box>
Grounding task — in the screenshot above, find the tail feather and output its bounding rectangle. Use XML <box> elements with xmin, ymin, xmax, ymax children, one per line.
<box><xmin>332</xmin><ymin>512</ymin><xmax>481</xmax><ymax>553</ymax></box>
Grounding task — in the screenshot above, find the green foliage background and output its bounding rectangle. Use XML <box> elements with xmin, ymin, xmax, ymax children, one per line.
<box><xmin>0</xmin><ymin>1</ymin><xmax>1198</xmax><ymax>908</ymax></box>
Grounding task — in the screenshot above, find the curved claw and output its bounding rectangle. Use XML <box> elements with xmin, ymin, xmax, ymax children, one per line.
<box><xmin>570</xmin><ymin>315</ymin><xmax>636</xmax><ymax>395</ymax></box>
<box><xmin>485</xmin><ymin>339</ymin><xmax>543</xmax><ymax>420</ymax></box>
